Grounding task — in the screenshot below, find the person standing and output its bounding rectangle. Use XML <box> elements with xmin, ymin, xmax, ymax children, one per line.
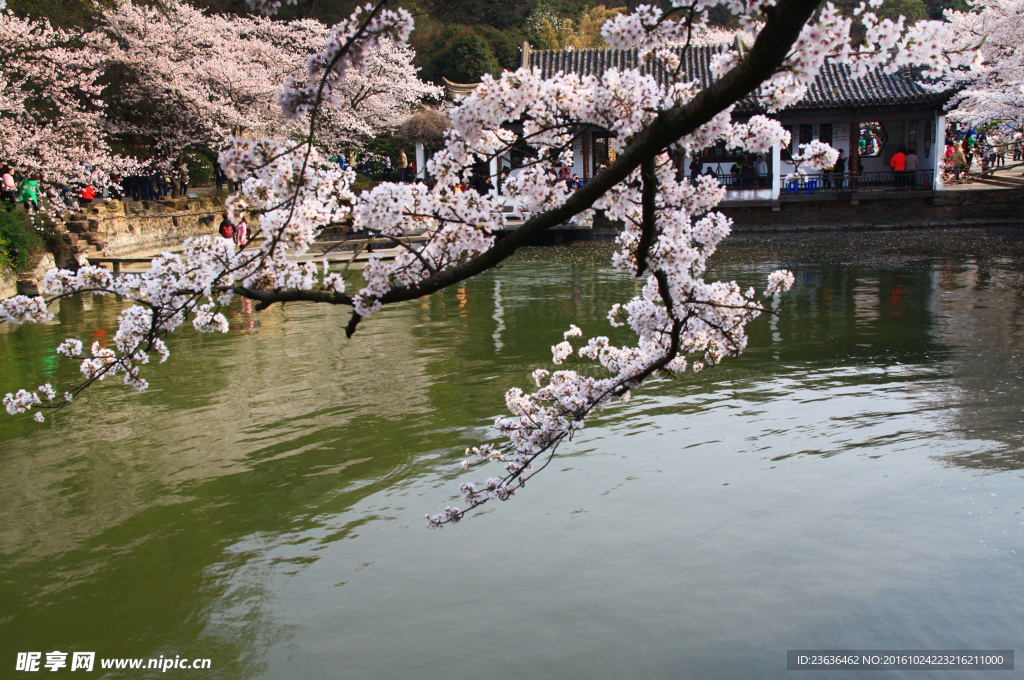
<box><xmin>214</xmin><ymin>163</ymin><xmax>224</xmax><ymax>192</ymax></box>
<box><xmin>890</xmin><ymin>147</ymin><xmax>906</xmax><ymax>187</ymax></box>
<box><xmin>396</xmin><ymin>148</ymin><xmax>408</xmax><ymax>182</ymax></box>
<box><xmin>157</xmin><ymin>168</ymin><xmax>170</xmax><ymax>198</ymax></box>
<box><xmin>234</xmin><ymin>216</ymin><xmax>248</xmax><ymax>247</ymax></box>
<box><xmin>950</xmin><ymin>144</ymin><xmax>967</xmax><ymax>180</ymax></box>
<box><xmin>689</xmin><ymin>155</ymin><xmax>702</xmax><ymax>186</ymax></box>
<box><xmin>755</xmin><ymin>154</ymin><xmax>768</xmax><ymax>185</ymax></box>
<box><xmin>219</xmin><ymin>216</ymin><xmax>235</xmax><ymax>240</ymax></box>
<box><xmin>179</xmin><ymin>162</ymin><xmax>189</xmax><ymax>197</ymax></box>
<box><xmin>109</xmin><ymin>175</ymin><xmax>124</xmax><ymax>200</ymax></box>
<box><xmin>17</xmin><ymin>174</ymin><xmax>39</xmax><ymax>212</ymax></box>
<box><xmin>903</xmin><ymin>148</ymin><xmax>918</xmax><ymax>189</ymax></box>
<box><xmin>143</xmin><ymin>168</ymin><xmax>156</xmax><ymax>201</ymax></box>
<box><xmin>740</xmin><ymin>157</ymin><xmax>756</xmax><ymax>187</ymax></box>
<box><xmin>832</xmin><ymin>149</ymin><xmax>846</xmax><ymax>190</ymax></box>
<box><xmin>1</xmin><ymin>167</ymin><xmax>16</xmax><ymax>205</ymax></box>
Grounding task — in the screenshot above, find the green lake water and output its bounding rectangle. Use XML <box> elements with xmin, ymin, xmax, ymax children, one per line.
<box><xmin>2</xmin><ymin>229</ymin><xmax>1023</xmax><ymax>678</ymax></box>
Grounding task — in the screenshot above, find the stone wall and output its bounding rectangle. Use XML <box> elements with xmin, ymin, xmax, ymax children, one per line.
<box><xmin>722</xmin><ymin>188</ymin><xmax>1024</xmax><ymax>232</ymax></box>
<box><xmin>1</xmin><ymin>266</ymin><xmax>15</xmax><ymax>299</ymax></box>
<box><xmin>14</xmin><ymin>253</ymin><xmax>55</xmax><ymax>296</ymax></box>
<box><xmin>62</xmin><ymin>196</ymin><xmax>226</xmax><ymax>258</ymax></box>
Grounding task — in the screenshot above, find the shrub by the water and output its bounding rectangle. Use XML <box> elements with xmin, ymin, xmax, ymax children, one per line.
<box><xmin>185</xmin><ymin>153</ymin><xmax>214</xmax><ymax>187</ymax></box>
<box><xmin>0</xmin><ymin>211</ymin><xmax>41</xmax><ymax>272</ymax></box>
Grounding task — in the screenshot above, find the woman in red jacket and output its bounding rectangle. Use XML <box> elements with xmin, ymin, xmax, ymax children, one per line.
<box><xmin>890</xmin><ymin>147</ymin><xmax>906</xmax><ymax>188</ymax></box>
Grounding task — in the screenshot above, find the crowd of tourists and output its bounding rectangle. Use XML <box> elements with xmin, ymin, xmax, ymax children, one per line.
<box><xmin>118</xmin><ymin>162</ymin><xmax>192</xmax><ymax>202</ymax></box>
<box><xmin>943</xmin><ymin>125</ymin><xmax>1019</xmax><ymax>183</ymax></box>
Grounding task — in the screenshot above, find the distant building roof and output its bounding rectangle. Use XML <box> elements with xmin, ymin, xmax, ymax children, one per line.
<box><xmin>518</xmin><ymin>44</ymin><xmax>949</xmax><ymax>113</ymax></box>
<box><xmin>442</xmin><ymin>77</ymin><xmax>481</xmax><ymax>99</ymax></box>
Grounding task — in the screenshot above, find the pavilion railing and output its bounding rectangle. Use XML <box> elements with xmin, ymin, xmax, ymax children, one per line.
<box><xmin>780</xmin><ymin>170</ymin><xmax>934</xmax><ymax>195</ymax></box>
<box><xmin>712</xmin><ymin>174</ymin><xmax>772</xmax><ymax>189</ymax></box>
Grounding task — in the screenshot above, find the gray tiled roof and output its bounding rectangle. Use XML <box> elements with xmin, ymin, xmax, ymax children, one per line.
<box><xmin>522</xmin><ymin>45</ymin><xmax>948</xmax><ymax>111</ymax></box>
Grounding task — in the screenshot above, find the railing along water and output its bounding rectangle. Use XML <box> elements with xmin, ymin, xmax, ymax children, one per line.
<box><xmin>780</xmin><ymin>171</ymin><xmax>934</xmax><ymax>195</ymax></box>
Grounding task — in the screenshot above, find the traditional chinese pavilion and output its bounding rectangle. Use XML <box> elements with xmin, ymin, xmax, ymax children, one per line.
<box><xmin>419</xmin><ymin>40</ymin><xmax>951</xmax><ymax>207</ymax></box>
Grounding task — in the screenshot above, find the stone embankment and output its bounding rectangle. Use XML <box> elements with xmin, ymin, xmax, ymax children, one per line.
<box><xmin>722</xmin><ymin>186</ymin><xmax>1024</xmax><ymax>232</ymax></box>
<box><xmin>62</xmin><ymin>196</ymin><xmax>226</xmax><ymax>259</ymax></box>
<box><xmin>1</xmin><ymin>265</ymin><xmax>16</xmax><ymax>299</ymax></box>
<box><xmin>9</xmin><ymin>196</ymin><xmax>226</xmax><ymax>296</ymax></box>
<box><xmin>585</xmin><ymin>186</ymin><xmax>1024</xmax><ymax>238</ymax></box>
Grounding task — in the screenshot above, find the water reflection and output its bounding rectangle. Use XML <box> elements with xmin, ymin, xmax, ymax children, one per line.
<box><xmin>1</xmin><ymin>229</ymin><xmax>1023</xmax><ymax>679</ymax></box>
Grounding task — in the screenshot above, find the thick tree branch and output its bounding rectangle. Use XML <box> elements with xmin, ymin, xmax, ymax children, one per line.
<box><xmin>636</xmin><ymin>156</ymin><xmax>658</xmax><ymax>278</ymax></box>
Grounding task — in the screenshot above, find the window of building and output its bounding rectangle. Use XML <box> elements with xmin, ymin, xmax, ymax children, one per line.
<box><xmin>781</xmin><ymin>126</ymin><xmax>795</xmax><ymax>160</ymax></box>
<box><xmin>508</xmin><ymin>135</ymin><xmax>537</xmax><ymax>169</ymax></box>
<box><xmin>857</xmin><ymin>122</ymin><xmax>887</xmax><ymax>157</ymax></box>
<box><xmin>699</xmin><ymin>140</ymin><xmax>746</xmax><ymax>164</ymax></box>
<box><xmin>818</xmin><ymin>124</ymin><xmax>833</xmax><ymax>146</ymax></box>
<box><xmin>799</xmin><ymin>124</ymin><xmax>813</xmax><ymax>146</ymax></box>
<box><xmin>592</xmin><ymin>133</ymin><xmax>616</xmax><ymax>169</ymax></box>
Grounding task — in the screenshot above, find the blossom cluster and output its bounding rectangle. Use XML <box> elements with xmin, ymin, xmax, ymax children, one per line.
<box><xmin>0</xmin><ymin>0</ymin><xmax>439</xmax><ymax>205</ymax></box>
<box><xmin>278</xmin><ymin>4</ymin><xmax>416</xmax><ymax>120</ymax></box>
<box><xmin>939</xmin><ymin>0</ymin><xmax>1024</xmax><ymax>133</ymax></box>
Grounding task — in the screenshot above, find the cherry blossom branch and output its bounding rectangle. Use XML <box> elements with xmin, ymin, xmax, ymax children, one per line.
<box><xmin>3</xmin><ymin>0</ymin><xmax>970</xmax><ymax>528</ymax></box>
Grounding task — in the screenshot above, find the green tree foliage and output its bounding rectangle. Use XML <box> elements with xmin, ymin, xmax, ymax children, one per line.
<box><xmin>6</xmin><ymin>0</ymin><xmax>110</xmax><ymax>28</ymax></box>
<box><xmin>923</xmin><ymin>0</ymin><xmax>969</xmax><ymax>19</ymax></box>
<box><xmin>538</xmin><ymin>5</ymin><xmax>622</xmax><ymax>50</ymax></box>
<box><xmin>184</xmin><ymin>153</ymin><xmax>215</xmax><ymax>187</ymax></box>
<box><xmin>419</xmin><ymin>27</ymin><xmax>502</xmax><ymax>84</ymax></box>
<box><xmin>0</xmin><ymin>211</ymin><xmax>40</xmax><ymax>272</ymax></box>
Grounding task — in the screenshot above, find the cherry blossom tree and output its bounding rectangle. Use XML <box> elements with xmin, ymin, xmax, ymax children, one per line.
<box><xmin>101</xmin><ymin>0</ymin><xmax>440</xmax><ymax>157</ymax></box>
<box><xmin>2</xmin><ymin>0</ymin><xmax>975</xmax><ymax>526</ymax></box>
<box><xmin>0</xmin><ymin>11</ymin><xmax>128</xmax><ymax>203</ymax></box>
<box><xmin>941</xmin><ymin>0</ymin><xmax>1024</xmax><ymax>134</ymax></box>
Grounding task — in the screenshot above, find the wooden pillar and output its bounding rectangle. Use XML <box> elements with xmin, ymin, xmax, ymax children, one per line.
<box><xmin>933</xmin><ymin>112</ymin><xmax>945</xmax><ymax>191</ymax></box>
<box><xmin>770</xmin><ymin>143</ymin><xmax>781</xmax><ymax>200</ymax></box>
<box><xmin>850</xmin><ymin>113</ymin><xmax>860</xmax><ymax>192</ymax></box>
<box><xmin>415</xmin><ymin>142</ymin><xmax>425</xmax><ymax>181</ymax></box>
<box><xmin>582</xmin><ymin>130</ymin><xmax>590</xmax><ymax>181</ymax></box>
